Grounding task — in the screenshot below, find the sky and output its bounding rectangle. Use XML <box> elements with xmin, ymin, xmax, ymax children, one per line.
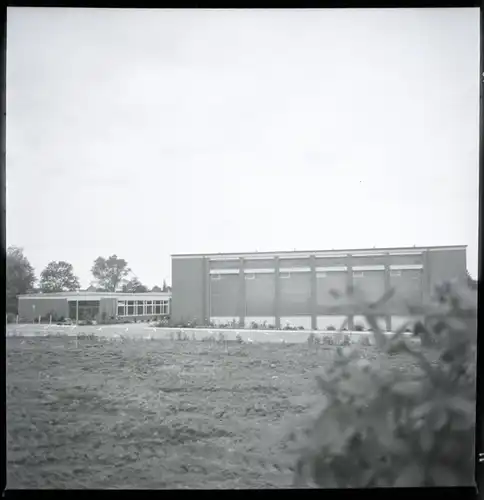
<box><xmin>6</xmin><ymin>7</ymin><xmax>480</xmax><ymax>288</ymax></box>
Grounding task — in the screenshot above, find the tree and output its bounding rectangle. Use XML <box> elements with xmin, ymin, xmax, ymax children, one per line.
<box><xmin>151</xmin><ymin>285</ymin><xmax>162</xmax><ymax>292</ymax></box>
<box><xmin>6</xmin><ymin>246</ymin><xmax>36</xmax><ymax>313</ymax></box>
<box><xmin>91</xmin><ymin>255</ymin><xmax>131</xmax><ymax>292</ymax></box>
<box><xmin>39</xmin><ymin>261</ymin><xmax>80</xmax><ymax>293</ymax></box>
<box><xmin>162</xmin><ymin>279</ymin><xmax>169</xmax><ymax>292</ymax></box>
<box><xmin>121</xmin><ymin>277</ymin><xmax>148</xmax><ymax>293</ymax></box>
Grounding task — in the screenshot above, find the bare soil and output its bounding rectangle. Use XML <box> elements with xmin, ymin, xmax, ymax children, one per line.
<box><xmin>7</xmin><ymin>337</ymin><xmax>412</xmax><ymax>489</ymax></box>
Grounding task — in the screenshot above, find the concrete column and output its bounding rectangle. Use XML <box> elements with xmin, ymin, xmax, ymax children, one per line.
<box><xmin>423</xmin><ymin>250</ymin><xmax>432</xmax><ymax>306</ymax></box>
<box><xmin>310</xmin><ymin>255</ymin><xmax>317</xmax><ymax>330</ymax></box>
<box><xmin>346</xmin><ymin>254</ymin><xmax>354</xmax><ymax>331</ymax></box>
<box><xmin>238</xmin><ymin>258</ymin><xmax>246</xmax><ymax>327</ymax></box>
<box><xmin>384</xmin><ymin>256</ymin><xmax>392</xmax><ymax>331</ymax></box>
<box><xmin>202</xmin><ymin>257</ymin><xmax>209</xmax><ymax>326</ymax></box>
<box><xmin>274</xmin><ymin>257</ymin><xmax>281</xmax><ymax>329</ymax></box>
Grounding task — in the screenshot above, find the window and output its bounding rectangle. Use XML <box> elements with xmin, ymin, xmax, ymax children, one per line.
<box><xmin>353</xmin><ymin>271</ymin><xmax>364</xmax><ymax>278</ymax></box>
<box><xmin>280</xmin><ymin>272</ymin><xmax>290</xmax><ymax>279</ymax></box>
<box><xmin>245</xmin><ymin>273</ymin><xmax>255</xmax><ymax>280</ymax></box>
<box><xmin>154</xmin><ymin>301</ymin><xmax>161</xmax><ymax>314</ymax></box>
<box><xmin>211</xmin><ymin>274</ymin><xmax>221</xmax><ymax>280</ymax></box>
<box><xmin>146</xmin><ymin>300</ymin><xmax>153</xmax><ymax>316</ymax></box>
<box><xmin>390</xmin><ymin>270</ymin><xmax>402</xmax><ymax>277</ymax></box>
<box><xmin>127</xmin><ymin>300</ymin><xmax>134</xmax><ymax>316</ymax></box>
<box><xmin>117</xmin><ymin>305</ymin><xmax>125</xmax><ymax>316</ymax></box>
<box><xmin>162</xmin><ymin>300</ymin><xmax>169</xmax><ymax>315</ymax></box>
<box><xmin>137</xmin><ymin>301</ymin><xmax>144</xmax><ymax>315</ymax></box>
<box><xmin>316</xmin><ymin>272</ymin><xmax>327</xmax><ymax>278</ymax></box>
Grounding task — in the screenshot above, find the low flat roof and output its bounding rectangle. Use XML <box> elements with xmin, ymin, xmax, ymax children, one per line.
<box><xmin>18</xmin><ymin>291</ymin><xmax>172</xmax><ymax>299</ymax></box>
<box><xmin>172</xmin><ymin>244</ymin><xmax>467</xmax><ymax>260</ymax></box>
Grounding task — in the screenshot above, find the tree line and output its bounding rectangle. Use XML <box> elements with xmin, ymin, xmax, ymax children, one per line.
<box><xmin>6</xmin><ymin>246</ymin><xmax>170</xmax><ymax>314</ymax></box>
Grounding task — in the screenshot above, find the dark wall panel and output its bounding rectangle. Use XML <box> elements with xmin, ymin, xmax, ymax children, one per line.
<box><xmin>245</xmin><ymin>273</ymin><xmax>275</xmax><ymax>316</ymax></box>
<box><xmin>389</xmin><ymin>269</ymin><xmax>423</xmax><ymax>313</ymax></box>
<box><xmin>210</xmin><ymin>274</ymin><xmax>240</xmax><ymax>317</ymax></box>
<box><xmin>171</xmin><ymin>257</ymin><xmax>205</xmax><ymax>323</ymax></box>
<box><xmin>18</xmin><ymin>298</ymin><xmax>69</xmax><ymax>320</ymax></box>
<box><xmin>316</xmin><ymin>272</ymin><xmax>347</xmax><ymax>311</ymax></box>
<box><xmin>280</xmin><ymin>273</ymin><xmax>311</xmax><ymax>315</ymax></box>
<box><xmin>352</xmin><ymin>270</ymin><xmax>386</xmax><ymax>303</ymax></box>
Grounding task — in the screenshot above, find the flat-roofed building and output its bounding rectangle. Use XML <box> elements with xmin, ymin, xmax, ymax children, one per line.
<box><xmin>17</xmin><ymin>291</ymin><xmax>171</xmax><ymax>323</ymax></box>
<box><xmin>171</xmin><ymin>245</ymin><xmax>467</xmax><ymax>331</ymax></box>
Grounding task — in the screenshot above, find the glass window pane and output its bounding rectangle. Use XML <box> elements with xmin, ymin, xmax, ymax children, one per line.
<box><xmin>117</xmin><ymin>305</ymin><xmax>124</xmax><ymax>316</ymax></box>
<box><xmin>127</xmin><ymin>305</ymin><xmax>134</xmax><ymax>315</ymax></box>
<box><xmin>137</xmin><ymin>303</ymin><xmax>143</xmax><ymax>315</ymax></box>
<box><xmin>146</xmin><ymin>305</ymin><xmax>153</xmax><ymax>315</ymax></box>
<box><xmin>155</xmin><ymin>305</ymin><xmax>161</xmax><ymax>314</ymax></box>
<box><xmin>128</xmin><ymin>301</ymin><xmax>134</xmax><ymax>306</ymax></box>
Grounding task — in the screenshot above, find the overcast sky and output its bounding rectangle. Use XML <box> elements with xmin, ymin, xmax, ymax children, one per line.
<box><xmin>7</xmin><ymin>7</ymin><xmax>480</xmax><ymax>288</ymax></box>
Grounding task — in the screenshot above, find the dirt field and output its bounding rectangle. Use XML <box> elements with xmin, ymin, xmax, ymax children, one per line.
<box><xmin>7</xmin><ymin>336</ymin><xmax>415</xmax><ymax>489</ymax></box>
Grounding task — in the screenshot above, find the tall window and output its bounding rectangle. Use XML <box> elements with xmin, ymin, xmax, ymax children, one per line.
<box><xmin>137</xmin><ymin>301</ymin><xmax>144</xmax><ymax>315</ymax></box>
<box><xmin>146</xmin><ymin>300</ymin><xmax>153</xmax><ymax>315</ymax></box>
<box><xmin>117</xmin><ymin>301</ymin><xmax>125</xmax><ymax>316</ymax></box>
<box><xmin>127</xmin><ymin>301</ymin><xmax>135</xmax><ymax>315</ymax></box>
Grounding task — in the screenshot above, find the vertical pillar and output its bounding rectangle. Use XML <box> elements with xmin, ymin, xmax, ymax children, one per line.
<box><xmin>384</xmin><ymin>256</ymin><xmax>392</xmax><ymax>332</ymax></box>
<box><xmin>202</xmin><ymin>257</ymin><xmax>209</xmax><ymax>326</ymax></box>
<box><xmin>238</xmin><ymin>258</ymin><xmax>246</xmax><ymax>327</ymax></box>
<box><xmin>274</xmin><ymin>257</ymin><xmax>281</xmax><ymax>329</ymax></box>
<box><xmin>346</xmin><ymin>254</ymin><xmax>354</xmax><ymax>331</ymax></box>
<box><xmin>422</xmin><ymin>250</ymin><xmax>432</xmax><ymax>306</ymax></box>
<box><xmin>76</xmin><ymin>300</ymin><xmax>79</xmax><ymax>325</ymax></box>
<box><xmin>310</xmin><ymin>255</ymin><xmax>317</xmax><ymax>330</ymax></box>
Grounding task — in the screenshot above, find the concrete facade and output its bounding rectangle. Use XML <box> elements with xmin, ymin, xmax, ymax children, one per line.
<box><xmin>171</xmin><ymin>245</ymin><xmax>467</xmax><ymax>330</ymax></box>
<box><xmin>17</xmin><ymin>291</ymin><xmax>171</xmax><ymax>323</ymax></box>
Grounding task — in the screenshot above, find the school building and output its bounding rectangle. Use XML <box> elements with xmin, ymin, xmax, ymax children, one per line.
<box><xmin>170</xmin><ymin>245</ymin><xmax>467</xmax><ymax>331</ymax></box>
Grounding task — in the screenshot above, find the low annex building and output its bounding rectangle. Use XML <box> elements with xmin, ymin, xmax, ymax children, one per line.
<box><xmin>171</xmin><ymin>245</ymin><xmax>467</xmax><ymax>331</ymax></box>
<box><xmin>17</xmin><ymin>290</ymin><xmax>172</xmax><ymax>323</ymax></box>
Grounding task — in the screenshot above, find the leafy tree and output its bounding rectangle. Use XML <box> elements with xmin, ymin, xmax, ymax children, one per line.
<box><xmin>151</xmin><ymin>285</ymin><xmax>162</xmax><ymax>292</ymax></box>
<box><xmin>91</xmin><ymin>255</ymin><xmax>131</xmax><ymax>292</ymax></box>
<box><xmin>162</xmin><ymin>279</ymin><xmax>170</xmax><ymax>292</ymax></box>
<box><xmin>6</xmin><ymin>246</ymin><xmax>36</xmax><ymax>313</ymax></box>
<box><xmin>121</xmin><ymin>277</ymin><xmax>148</xmax><ymax>293</ymax></box>
<box><xmin>39</xmin><ymin>261</ymin><xmax>80</xmax><ymax>293</ymax></box>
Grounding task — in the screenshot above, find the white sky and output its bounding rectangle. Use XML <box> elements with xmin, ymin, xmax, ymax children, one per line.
<box><xmin>6</xmin><ymin>7</ymin><xmax>480</xmax><ymax>287</ymax></box>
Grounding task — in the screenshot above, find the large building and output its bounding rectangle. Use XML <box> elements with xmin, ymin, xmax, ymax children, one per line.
<box><xmin>17</xmin><ymin>291</ymin><xmax>171</xmax><ymax>323</ymax></box>
<box><xmin>171</xmin><ymin>245</ymin><xmax>467</xmax><ymax>331</ymax></box>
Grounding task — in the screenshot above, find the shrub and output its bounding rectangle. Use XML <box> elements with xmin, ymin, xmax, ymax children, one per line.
<box><xmin>354</xmin><ymin>323</ymin><xmax>365</xmax><ymax>332</ymax></box>
<box><xmin>322</xmin><ymin>335</ymin><xmax>334</xmax><ymax>345</ymax></box>
<box><xmin>288</xmin><ymin>282</ymin><xmax>476</xmax><ymax>488</ymax></box>
<box><xmin>326</xmin><ymin>325</ymin><xmax>336</xmax><ymax>331</ymax></box>
<box><xmin>251</xmin><ymin>321</ymin><xmax>259</xmax><ymax>330</ymax></box>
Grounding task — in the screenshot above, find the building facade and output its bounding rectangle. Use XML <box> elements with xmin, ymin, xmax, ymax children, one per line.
<box><xmin>17</xmin><ymin>291</ymin><xmax>172</xmax><ymax>323</ymax></box>
<box><xmin>171</xmin><ymin>245</ymin><xmax>467</xmax><ymax>331</ymax></box>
